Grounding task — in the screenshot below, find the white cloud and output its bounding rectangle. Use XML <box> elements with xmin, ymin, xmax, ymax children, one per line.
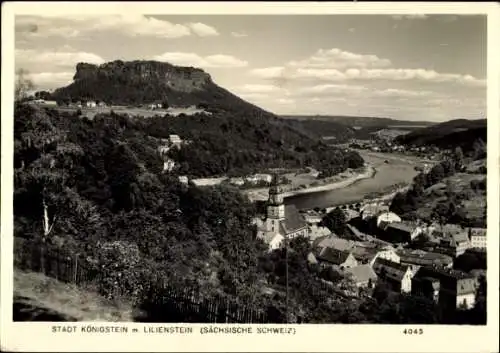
<box><xmin>16</xmin><ymin>48</ymin><xmax>105</xmax><ymax>70</ymax></box>
<box><xmin>277</xmin><ymin>98</ymin><xmax>295</xmax><ymax>105</ymax></box>
<box><xmin>288</xmin><ymin>48</ymin><xmax>392</xmax><ymax>70</ymax></box>
<box><xmin>250</xmin><ymin>66</ymin><xmax>286</xmax><ymax>79</ymax></box>
<box><xmin>26</xmin><ymin>72</ymin><xmax>74</xmax><ymax>89</ymax></box>
<box><xmin>237</xmin><ymin>84</ymin><xmax>283</xmax><ymax>93</ymax></box>
<box><xmin>16</xmin><ymin>15</ymin><xmax>221</xmax><ymax>39</ymax></box>
<box><xmin>231</xmin><ymin>31</ymin><xmax>248</xmax><ymax>37</ymax></box>
<box><xmin>348</xmin><ymin>28</ymin><xmax>356</xmax><ymax>33</ymax></box>
<box><xmin>152</xmin><ymin>52</ymin><xmax>248</xmax><ymax>68</ymax></box>
<box><xmin>298</xmin><ymin>84</ymin><xmax>367</xmax><ymax>95</ymax></box>
<box><xmin>252</xmin><ymin>64</ymin><xmax>485</xmax><ymax>87</ymax></box>
<box><xmin>187</xmin><ymin>22</ymin><xmax>219</xmax><ymax>37</ymax></box>
<box><xmin>372</xmin><ymin>88</ymin><xmax>433</xmax><ymax>98</ymax></box>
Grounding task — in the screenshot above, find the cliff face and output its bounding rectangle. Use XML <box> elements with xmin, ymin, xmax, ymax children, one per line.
<box><xmin>73</xmin><ymin>60</ymin><xmax>212</xmax><ymax>92</ymax></box>
<box><xmin>52</xmin><ymin>59</ymin><xmax>268</xmax><ymax>111</ymax></box>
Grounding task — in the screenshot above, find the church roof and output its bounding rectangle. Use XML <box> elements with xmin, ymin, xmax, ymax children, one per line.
<box><xmin>281</xmin><ymin>204</ymin><xmax>307</xmax><ymax>234</ymax></box>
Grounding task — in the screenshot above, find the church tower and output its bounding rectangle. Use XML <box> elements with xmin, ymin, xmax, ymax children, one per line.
<box><xmin>267</xmin><ymin>173</ymin><xmax>285</xmax><ymax>233</ymax></box>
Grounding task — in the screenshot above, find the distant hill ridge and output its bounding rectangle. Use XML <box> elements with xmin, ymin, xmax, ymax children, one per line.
<box><xmin>280</xmin><ymin>115</ymin><xmax>436</xmax><ymax>128</ymax></box>
<box><xmin>394</xmin><ymin>118</ymin><xmax>487</xmax><ymax>151</ymax></box>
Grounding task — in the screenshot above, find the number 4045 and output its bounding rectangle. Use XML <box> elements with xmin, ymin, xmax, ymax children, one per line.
<box><xmin>403</xmin><ymin>328</ymin><xmax>424</xmax><ymax>335</ymax></box>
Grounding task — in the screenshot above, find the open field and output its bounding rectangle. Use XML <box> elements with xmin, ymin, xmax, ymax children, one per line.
<box><xmin>13</xmin><ymin>269</ymin><xmax>134</xmax><ymax>322</ymax></box>
<box><xmin>52</xmin><ymin>105</ymin><xmax>208</xmax><ymax>119</ymax></box>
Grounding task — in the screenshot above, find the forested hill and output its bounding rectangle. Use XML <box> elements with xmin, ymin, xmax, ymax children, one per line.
<box><xmin>47</xmin><ymin>60</ymin><xmax>365</xmax><ymax>178</ymax></box>
<box><xmin>281</xmin><ymin>115</ymin><xmax>435</xmax><ymax>128</ymax></box>
<box><xmin>16</xmin><ymin>103</ymin><xmax>471</xmax><ymax>324</ymax></box>
<box><xmin>394</xmin><ymin>119</ymin><xmax>487</xmax><ymax>151</ymax></box>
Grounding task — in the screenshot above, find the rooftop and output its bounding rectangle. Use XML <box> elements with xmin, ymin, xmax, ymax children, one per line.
<box><xmin>318</xmin><ymin>248</ymin><xmax>353</xmax><ymax>265</ymax></box>
<box><xmin>397</xmin><ymin>249</ymin><xmax>453</xmax><ymax>264</ymax></box>
<box><xmin>373</xmin><ymin>258</ymin><xmax>410</xmax><ymax>281</ymax></box>
<box><xmin>385</xmin><ymin>222</ymin><xmax>415</xmax><ymax>233</ymax></box>
<box><xmin>469</xmin><ymin>227</ymin><xmax>487</xmax><ymax>237</ymax></box>
<box><xmin>345</xmin><ymin>265</ymin><xmax>377</xmax><ymax>284</ymax></box>
<box><xmin>282</xmin><ymin>204</ymin><xmax>308</xmax><ymax>234</ymax></box>
<box><xmin>415</xmin><ymin>266</ymin><xmax>474</xmax><ymax>281</ymax></box>
<box><xmin>313</xmin><ymin>236</ymin><xmax>356</xmax><ymax>252</ymax></box>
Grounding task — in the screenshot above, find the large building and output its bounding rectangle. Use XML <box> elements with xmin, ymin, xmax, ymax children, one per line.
<box><xmin>438</xmin><ymin>230</ymin><xmax>471</xmax><ymax>257</ymax></box>
<box><xmin>256</xmin><ymin>174</ymin><xmax>308</xmax><ymax>250</ymax></box>
<box><xmin>396</xmin><ymin>249</ymin><xmax>453</xmax><ymax>274</ymax></box>
<box><xmin>469</xmin><ymin>227</ymin><xmax>487</xmax><ymax>249</ymax></box>
<box><xmin>412</xmin><ymin>267</ymin><xmax>477</xmax><ymax>310</ymax></box>
<box><xmin>373</xmin><ymin>258</ymin><xmax>414</xmax><ymax>293</ymax></box>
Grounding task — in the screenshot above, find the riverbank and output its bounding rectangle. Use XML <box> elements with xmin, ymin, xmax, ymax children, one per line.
<box><xmin>245</xmin><ymin>165</ymin><xmax>376</xmax><ymax>202</ymax></box>
<box><xmin>285</xmin><ymin>150</ymin><xmax>421</xmax><ymax>210</ymax></box>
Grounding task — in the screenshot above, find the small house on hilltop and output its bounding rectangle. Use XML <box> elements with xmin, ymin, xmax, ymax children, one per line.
<box><xmin>229</xmin><ymin>177</ymin><xmax>245</xmax><ymax>186</ymax></box>
<box><xmin>178</xmin><ymin>176</ymin><xmax>189</xmax><ymax>185</ymax></box>
<box><xmin>44</xmin><ymin>100</ymin><xmax>58</xmax><ymax>106</ymax></box>
<box><xmin>168</xmin><ymin>134</ymin><xmax>183</xmax><ymax>149</ymax></box>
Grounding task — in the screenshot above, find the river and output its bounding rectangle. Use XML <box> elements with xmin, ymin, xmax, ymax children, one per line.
<box><xmin>285</xmin><ymin>151</ymin><xmax>422</xmax><ymax>210</ymax></box>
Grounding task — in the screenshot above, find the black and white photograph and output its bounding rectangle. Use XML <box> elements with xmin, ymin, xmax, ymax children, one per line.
<box><xmin>1</xmin><ymin>2</ymin><xmax>499</xmax><ymax>352</ymax></box>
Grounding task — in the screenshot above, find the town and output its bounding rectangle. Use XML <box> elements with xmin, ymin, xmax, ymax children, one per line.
<box><xmin>151</xmin><ymin>129</ymin><xmax>486</xmax><ymax>319</ymax></box>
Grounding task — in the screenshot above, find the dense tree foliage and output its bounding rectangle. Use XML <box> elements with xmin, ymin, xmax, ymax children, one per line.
<box><xmin>390</xmin><ymin>157</ymin><xmax>486</xmax><ymax>227</ymax></box>
<box><xmin>14</xmin><ymin>103</ymin><xmax>485</xmax><ymax>324</ymax></box>
<box><xmin>12</xmin><ymin>104</ymin><xmax>363</xmax><ymax>323</ymax></box>
<box><xmin>321</xmin><ymin>207</ymin><xmax>348</xmax><ymax>235</ymax></box>
<box><xmin>454</xmin><ymin>250</ymin><xmax>487</xmax><ymax>273</ymax></box>
<box><xmin>48</xmin><ymin>60</ymin><xmax>364</xmax><ymax>178</ymax></box>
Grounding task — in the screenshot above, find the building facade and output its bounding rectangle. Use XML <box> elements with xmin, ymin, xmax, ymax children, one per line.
<box><xmin>373</xmin><ymin>258</ymin><xmax>413</xmax><ymax>293</ymax></box>
<box><xmin>469</xmin><ymin>227</ymin><xmax>487</xmax><ymax>249</ymax></box>
<box><xmin>317</xmin><ymin>248</ymin><xmax>358</xmax><ymax>270</ymax></box>
<box><xmin>413</xmin><ymin>267</ymin><xmax>477</xmax><ymax>310</ymax></box>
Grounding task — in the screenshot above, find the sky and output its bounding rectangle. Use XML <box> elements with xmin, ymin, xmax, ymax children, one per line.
<box><xmin>14</xmin><ymin>14</ymin><xmax>486</xmax><ymax>121</ymax></box>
